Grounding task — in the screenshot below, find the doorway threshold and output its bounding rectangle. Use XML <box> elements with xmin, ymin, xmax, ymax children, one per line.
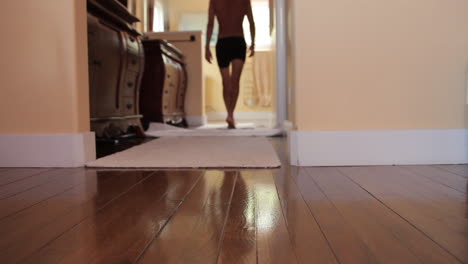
<box><xmin>145</xmin><ymin>122</ymin><xmax>283</xmax><ymax>137</ymax></box>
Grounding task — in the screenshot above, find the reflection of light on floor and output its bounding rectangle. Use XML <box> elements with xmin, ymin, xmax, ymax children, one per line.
<box><xmin>242</xmin><ymin>183</ymin><xmax>278</xmax><ymax>232</ymax></box>
<box><xmin>244</xmin><ymin>200</ymin><xmax>255</xmax><ymax>228</ymax></box>
<box><xmin>256</xmin><ymin>187</ymin><xmax>277</xmax><ymax>232</ymax></box>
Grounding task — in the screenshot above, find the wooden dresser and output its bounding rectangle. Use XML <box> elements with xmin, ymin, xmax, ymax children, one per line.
<box><xmin>87</xmin><ymin>0</ymin><xmax>145</xmax><ymax>138</ymax></box>
<box><xmin>140</xmin><ymin>39</ymin><xmax>188</xmax><ymax>129</ymax></box>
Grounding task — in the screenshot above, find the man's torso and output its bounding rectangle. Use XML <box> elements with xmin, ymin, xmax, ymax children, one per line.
<box><xmin>213</xmin><ymin>0</ymin><xmax>248</xmax><ymax>38</ymax></box>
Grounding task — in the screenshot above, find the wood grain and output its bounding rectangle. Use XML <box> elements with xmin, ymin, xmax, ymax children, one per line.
<box><xmin>0</xmin><ymin>169</ymin><xmax>50</xmax><ymax>186</ymax></box>
<box><xmin>0</xmin><ymin>170</ymin><xmax>151</xmax><ymax>264</ymax></box>
<box><xmin>272</xmin><ymin>166</ymin><xmax>339</xmax><ymax>264</ymax></box>
<box><xmin>292</xmin><ymin>167</ymin><xmax>377</xmax><ymax>264</ymax></box>
<box><xmin>0</xmin><ymin>138</ymin><xmax>466</xmax><ymax>264</ymax></box>
<box><xmin>338</xmin><ymin>166</ymin><xmax>464</xmax><ymax>263</ymax></box>
<box><xmin>400</xmin><ymin>165</ymin><xmax>467</xmax><ymax>193</ymax></box>
<box><xmin>436</xmin><ymin>164</ymin><xmax>468</xmax><ymax>178</ymax></box>
<box><xmin>218</xmin><ymin>172</ymin><xmax>256</xmax><ymax>264</ymax></box>
<box><xmin>19</xmin><ymin>171</ymin><xmax>201</xmax><ymax>264</ymax></box>
<box><xmin>0</xmin><ymin>168</ymin><xmax>84</xmax><ymax>200</ymax></box>
<box><xmin>137</xmin><ymin>170</ymin><xmax>237</xmax><ymax>264</ymax></box>
<box><xmin>309</xmin><ymin>167</ymin><xmax>461</xmax><ymax>264</ymax></box>
<box><xmin>244</xmin><ymin>170</ymin><xmax>299</xmax><ymax>264</ymax></box>
<box><xmin>0</xmin><ymin>169</ymin><xmax>95</xmax><ymax>220</ymax></box>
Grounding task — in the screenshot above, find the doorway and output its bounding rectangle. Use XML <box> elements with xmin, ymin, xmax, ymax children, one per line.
<box><xmin>128</xmin><ymin>0</ymin><xmax>287</xmax><ymax>133</ymax></box>
<box><xmin>88</xmin><ymin>0</ymin><xmax>288</xmax><ymax>158</ymax></box>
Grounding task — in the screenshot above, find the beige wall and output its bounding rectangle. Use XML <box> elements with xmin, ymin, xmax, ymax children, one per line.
<box><xmin>167</xmin><ymin>0</ymin><xmax>209</xmax><ymax>31</ymax></box>
<box><xmin>0</xmin><ymin>0</ymin><xmax>89</xmax><ymax>134</ymax></box>
<box><xmin>293</xmin><ymin>0</ymin><xmax>468</xmax><ymax>131</ymax></box>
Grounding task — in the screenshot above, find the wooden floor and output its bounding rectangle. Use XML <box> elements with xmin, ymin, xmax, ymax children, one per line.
<box><xmin>0</xmin><ymin>139</ymin><xmax>467</xmax><ymax>263</ymax></box>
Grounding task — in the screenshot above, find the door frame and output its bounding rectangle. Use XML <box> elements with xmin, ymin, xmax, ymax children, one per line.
<box><xmin>275</xmin><ymin>0</ymin><xmax>288</xmax><ymax>128</ymax></box>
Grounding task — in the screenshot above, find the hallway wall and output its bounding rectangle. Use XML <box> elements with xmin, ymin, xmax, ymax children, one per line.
<box><xmin>293</xmin><ymin>0</ymin><xmax>468</xmax><ymax>131</ymax></box>
<box><xmin>0</xmin><ymin>0</ymin><xmax>90</xmax><ymax>134</ymax></box>
<box><xmin>0</xmin><ymin>0</ymin><xmax>94</xmax><ymax>167</ymax></box>
<box><xmin>289</xmin><ymin>0</ymin><xmax>468</xmax><ymax>165</ymax></box>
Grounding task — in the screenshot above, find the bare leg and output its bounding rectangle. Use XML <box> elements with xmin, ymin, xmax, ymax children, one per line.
<box><xmin>227</xmin><ymin>59</ymin><xmax>245</xmax><ymax>128</ymax></box>
<box><xmin>219</xmin><ymin>67</ymin><xmax>234</xmax><ymax>128</ymax></box>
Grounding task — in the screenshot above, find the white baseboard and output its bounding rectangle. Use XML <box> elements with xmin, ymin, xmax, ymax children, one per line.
<box><xmin>206</xmin><ymin>111</ymin><xmax>275</xmax><ymax>122</ymax></box>
<box><xmin>289</xmin><ymin>129</ymin><xmax>468</xmax><ymax>166</ymax></box>
<box><xmin>0</xmin><ymin>132</ymin><xmax>96</xmax><ymax>167</ymax></box>
<box><xmin>186</xmin><ymin>115</ymin><xmax>207</xmax><ymax>127</ymax></box>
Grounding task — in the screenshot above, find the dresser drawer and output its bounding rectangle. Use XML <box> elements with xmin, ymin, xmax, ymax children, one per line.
<box><xmin>125</xmin><ymin>34</ymin><xmax>139</xmax><ymax>53</ymax></box>
<box><xmin>122</xmin><ymin>96</ymin><xmax>136</xmax><ymax>115</ymax></box>
<box><xmin>122</xmin><ymin>71</ymin><xmax>138</xmax><ymax>97</ymax></box>
<box><xmin>127</xmin><ymin>53</ymin><xmax>140</xmax><ymax>72</ymax></box>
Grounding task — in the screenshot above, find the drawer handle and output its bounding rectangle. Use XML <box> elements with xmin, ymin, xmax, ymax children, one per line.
<box><xmin>127</xmin><ymin>82</ymin><xmax>133</xmax><ymax>87</ymax></box>
<box><xmin>126</xmin><ymin>103</ymin><xmax>132</xmax><ymax>109</ymax></box>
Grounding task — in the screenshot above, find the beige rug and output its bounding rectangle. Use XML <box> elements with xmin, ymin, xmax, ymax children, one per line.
<box><xmin>87</xmin><ymin>137</ymin><xmax>281</xmax><ymax>168</ymax></box>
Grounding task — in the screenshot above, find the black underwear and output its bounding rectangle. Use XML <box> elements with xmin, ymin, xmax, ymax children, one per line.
<box><xmin>215</xmin><ymin>36</ymin><xmax>247</xmax><ymax>68</ymax></box>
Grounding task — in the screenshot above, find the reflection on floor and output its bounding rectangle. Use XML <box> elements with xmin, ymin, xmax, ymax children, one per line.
<box><xmin>1</xmin><ymin>138</ymin><xmax>466</xmax><ymax>263</ymax></box>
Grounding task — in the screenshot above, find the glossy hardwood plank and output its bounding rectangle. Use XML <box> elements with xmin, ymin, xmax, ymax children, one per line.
<box><xmin>20</xmin><ymin>171</ymin><xmax>201</xmax><ymax>264</ymax></box>
<box><xmin>270</xmin><ymin>138</ymin><xmax>338</xmax><ymax>263</ymax></box>
<box><xmin>0</xmin><ymin>170</ymin><xmax>128</xmax><ymax>250</ymax></box>
<box><xmin>341</xmin><ymin>166</ymin><xmax>467</xmax><ymax>223</ymax></box>
<box><xmin>0</xmin><ymin>170</ymin><xmax>152</xmax><ymax>264</ymax></box>
<box><xmin>0</xmin><ymin>169</ymin><xmax>95</xmax><ymax>219</ymax></box>
<box><xmin>437</xmin><ymin>165</ymin><xmax>468</xmax><ymax>178</ymax></box>
<box><xmin>218</xmin><ymin>172</ymin><xmax>256</xmax><ymax>264</ymax></box>
<box><xmin>272</xmin><ymin>166</ymin><xmax>339</xmax><ymax>264</ymax></box>
<box><xmin>162</xmin><ymin>170</ymin><xmax>206</xmax><ymax>201</ymax></box>
<box><xmin>290</xmin><ymin>167</ymin><xmax>377</xmax><ymax>264</ymax></box>
<box><xmin>401</xmin><ymin>165</ymin><xmax>467</xmax><ymax>193</ymax></box>
<box><xmin>271</xmin><ymin>137</ymin><xmax>370</xmax><ymax>263</ymax></box>
<box><xmin>0</xmin><ymin>168</ymin><xmax>84</xmax><ymax>200</ymax></box>
<box><xmin>137</xmin><ymin>170</ymin><xmax>237</xmax><ymax>264</ymax></box>
<box><xmin>337</xmin><ymin>166</ymin><xmax>465</xmax><ymax>263</ymax></box>
<box><xmin>243</xmin><ymin>170</ymin><xmax>299</xmax><ymax>264</ymax></box>
<box><xmin>0</xmin><ymin>168</ymin><xmax>50</xmax><ymax>186</ymax></box>
<box><xmin>308</xmin><ymin>167</ymin><xmax>460</xmax><ymax>264</ymax></box>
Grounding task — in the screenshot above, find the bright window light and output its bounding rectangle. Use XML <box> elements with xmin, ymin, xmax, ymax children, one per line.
<box><xmin>152</xmin><ymin>1</ymin><xmax>165</xmax><ymax>32</ymax></box>
<box><xmin>178</xmin><ymin>0</ymin><xmax>272</xmax><ymax>48</ymax></box>
<box><xmin>244</xmin><ymin>0</ymin><xmax>271</xmax><ymax>49</ymax></box>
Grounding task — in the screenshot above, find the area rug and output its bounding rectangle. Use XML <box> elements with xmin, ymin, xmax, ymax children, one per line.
<box><xmin>144</xmin><ymin>123</ymin><xmax>283</xmax><ymax>137</ymax></box>
<box><xmin>87</xmin><ymin>136</ymin><xmax>281</xmax><ymax>168</ymax></box>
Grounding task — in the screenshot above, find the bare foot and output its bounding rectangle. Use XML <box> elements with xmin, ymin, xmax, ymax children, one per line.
<box><xmin>226</xmin><ymin>117</ymin><xmax>236</xmax><ymax>129</ymax></box>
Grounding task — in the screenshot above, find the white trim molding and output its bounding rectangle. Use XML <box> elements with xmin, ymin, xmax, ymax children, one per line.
<box><xmin>289</xmin><ymin>129</ymin><xmax>468</xmax><ymax>166</ymax></box>
<box><xmin>186</xmin><ymin>115</ymin><xmax>207</xmax><ymax>127</ymax></box>
<box><xmin>0</xmin><ymin>132</ymin><xmax>96</xmax><ymax>167</ymax></box>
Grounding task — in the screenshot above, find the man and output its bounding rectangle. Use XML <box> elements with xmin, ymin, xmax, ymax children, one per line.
<box><xmin>205</xmin><ymin>0</ymin><xmax>255</xmax><ymax>129</ymax></box>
